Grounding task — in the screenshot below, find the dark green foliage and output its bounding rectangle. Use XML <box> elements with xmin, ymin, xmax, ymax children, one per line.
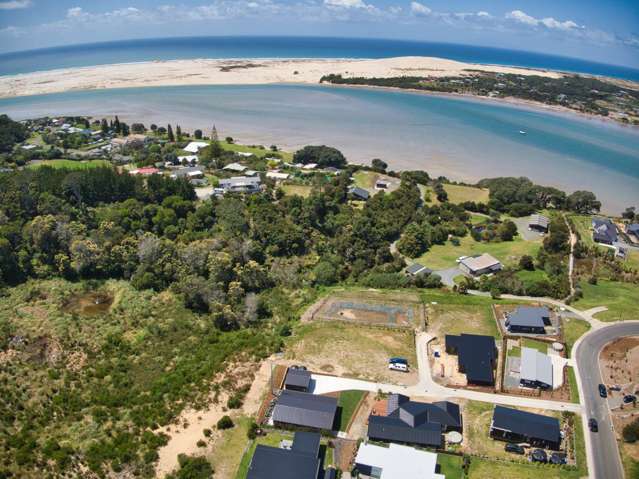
<box><xmin>567</xmin><ymin>190</ymin><xmax>601</xmax><ymax>214</ymax></box>
<box><xmin>519</xmin><ymin>255</ymin><xmax>535</xmax><ymax>271</ymax></box>
<box><xmin>293</xmin><ymin>145</ymin><xmax>347</xmax><ymax>168</ymax></box>
<box><xmin>371</xmin><ymin>158</ymin><xmax>387</xmax><ymax>172</ymax></box>
<box><xmin>247</xmin><ymin>422</ymin><xmax>259</xmax><ymax>439</ymax></box>
<box><xmin>0</xmin><ymin>114</ymin><xmax>36</xmax><ymax>150</ymax></box>
<box><xmin>167</xmin><ymin>454</ymin><xmax>213</xmax><ymax>479</ymax></box>
<box><xmin>216</xmin><ymin>415</ymin><xmax>234</xmax><ymax>430</ymax></box>
<box><xmin>622</xmin><ymin>419</ymin><xmax>639</xmax><ymax>443</ymax></box>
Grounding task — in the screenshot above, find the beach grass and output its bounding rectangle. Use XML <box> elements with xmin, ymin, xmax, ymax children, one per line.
<box><xmin>574</xmin><ymin>280</ymin><xmax>639</xmax><ymax>321</ymax></box>
<box><xmin>444</xmin><ymin>184</ymin><xmax>490</xmax><ymax>204</ymax></box>
<box><xmin>416</xmin><ymin>234</ymin><xmax>541</xmax><ymax>270</ymax></box>
<box><xmin>27</xmin><ymin>159</ymin><xmax>111</xmax><ymax>170</ymax></box>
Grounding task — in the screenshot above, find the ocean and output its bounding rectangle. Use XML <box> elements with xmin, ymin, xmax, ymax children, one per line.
<box><xmin>1</xmin><ymin>84</ymin><xmax>637</xmax><ymax>213</ymax></box>
<box><xmin>1</xmin><ymin>36</ymin><xmax>639</xmax><ymax>80</ymax></box>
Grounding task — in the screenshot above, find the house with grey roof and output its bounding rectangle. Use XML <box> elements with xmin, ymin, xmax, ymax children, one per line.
<box><xmin>528</xmin><ymin>214</ymin><xmax>549</xmax><ymax>233</ymax></box>
<box><xmin>520</xmin><ymin>347</ymin><xmax>553</xmax><ymax>389</ymax></box>
<box><xmin>272</xmin><ymin>390</ymin><xmax>337</xmax><ymax>431</ymax></box>
<box><xmin>626</xmin><ymin>224</ymin><xmax>639</xmax><ymax>241</ymax></box>
<box><xmin>284</xmin><ymin>368</ymin><xmax>312</xmax><ymax>392</ymax></box>
<box><xmin>348</xmin><ymin>186</ymin><xmax>370</xmax><ymax>201</ymax></box>
<box><xmin>459</xmin><ymin>253</ymin><xmax>502</xmax><ymax>276</ymax></box>
<box><xmin>592</xmin><ymin>217</ymin><xmax>618</xmax><ymax>245</ymax></box>
<box><xmin>218</xmin><ymin>176</ymin><xmax>262</xmax><ymax>194</ymax></box>
<box><xmin>367</xmin><ymin>394</ymin><xmax>461</xmax><ymax>448</ymax></box>
<box><xmin>405</xmin><ymin>263</ymin><xmax>433</xmax><ymax>277</ymax></box>
<box><xmin>505</xmin><ymin>306</ymin><xmax>550</xmax><ymax>334</ymax></box>
<box><xmin>247</xmin><ymin>431</ymin><xmax>321</xmax><ymax>479</ymax></box>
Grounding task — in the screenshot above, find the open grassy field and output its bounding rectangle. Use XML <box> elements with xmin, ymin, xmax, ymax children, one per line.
<box><xmin>562</xmin><ymin>317</ymin><xmax>591</xmax><ymax>357</ymax></box>
<box><xmin>444</xmin><ymin>184</ymin><xmax>490</xmax><ymax>204</ymax></box>
<box><xmin>427</xmin><ymin>303</ymin><xmax>499</xmax><ymax>339</ymax></box>
<box><xmin>27</xmin><ymin>159</ymin><xmax>111</xmax><ymax>169</ymax></box>
<box><xmin>516</xmin><ymin>269</ymin><xmax>549</xmax><ymax>288</ymax></box>
<box><xmin>337</xmin><ymin>390</ymin><xmax>366</xmax><ymax>432</ymax></box>
<box><xmin>220</xmin><ymin>141</ymin><xmax>294</xmax><ymax>162</ymax></box>
<box><xmin>209</xmin><ymin>416</ymin><xmax>253</xmax><ymax>479</ymax></box>
<box><xmin>569</xmin><ymin>214</ymin><xmax>595</xmax><ymax>247</ymax></box>
<box><xmin>285</xmin><ymin>321</ymin><xmax>417</xmax><ymax>384</ymax></box>
<box><xmin>281</xmin><ymin>183</ymin><xmax>313</xmax><ymax>197</ymax></box>
<box><xmin>416</xmin><ymin>234</ymin><xmax>542</xmax><ymax>270</ymax></box>
<box><xmin>574</xmin><ymin>280</ymin><xmax>639</xmax><ymax>321</ymax></box>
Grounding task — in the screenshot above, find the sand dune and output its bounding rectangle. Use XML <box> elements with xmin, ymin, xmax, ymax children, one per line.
<box><xmin>0</xmin><ymin>56</ymin><xmax>563</xmax><ymax>99</ymax></box>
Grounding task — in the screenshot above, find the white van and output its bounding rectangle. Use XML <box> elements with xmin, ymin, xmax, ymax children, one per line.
<box><xmin>388</xmin><ymin>362</ymin><xmax>408</xmax><ymax>372</ymax></box>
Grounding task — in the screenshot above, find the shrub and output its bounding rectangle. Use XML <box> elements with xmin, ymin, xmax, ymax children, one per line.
<box><xmin>623</xmin><ymin>419</ymin><xmax>639</xmax><ymax>443</ymax></box>
<box><xmin>196</xmin><ymin>440</ymin><xmax>206</xmax><ymax>448</ymax></box>
<box><xmin>247</xmin><ymin>422</ymin><xmax>259</xmax><ymax>440</ymax></box>
<box><xmin>217</xmin><ymin>415</ymin><xmax>234</xmax><ymax>430</ymax></box>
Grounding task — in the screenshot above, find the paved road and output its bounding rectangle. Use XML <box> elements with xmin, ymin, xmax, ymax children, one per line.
<box><xmin>575</xmin><ymin>321</ymin><xmax>639</xmax><ymax>479</ymax></box>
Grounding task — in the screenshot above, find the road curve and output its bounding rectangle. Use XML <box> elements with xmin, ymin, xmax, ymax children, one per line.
<box><xmin>575</xmin><ymin>321</ymin><xmax>639</xmax><ymax>479</ymax></box>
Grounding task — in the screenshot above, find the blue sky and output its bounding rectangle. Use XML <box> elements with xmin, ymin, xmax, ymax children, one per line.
<box><xmin>1</xmin><ymin>0</ymin><xmax>638</xmax><ymax>67</ymax></box>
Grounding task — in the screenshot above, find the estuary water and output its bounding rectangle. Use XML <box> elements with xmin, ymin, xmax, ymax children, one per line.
<box><xmin>1</xmin><ymin>84</ymin><xmax>637</xmax><ymax>213</ymax></box>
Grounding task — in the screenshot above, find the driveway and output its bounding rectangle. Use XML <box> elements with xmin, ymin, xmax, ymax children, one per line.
<box><xmin>513</xmin><ymin>216</ymin><xmax>545</xmax><ymax>241</ymax></box>
<box><xmin>434</xmin><ymin>267</ymin><xmax>462</xmax><ymax>287</ymax></box>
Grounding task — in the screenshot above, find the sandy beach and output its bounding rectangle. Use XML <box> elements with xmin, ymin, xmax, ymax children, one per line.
<box><xmin>0</xmin><ymin>56</ymin><xmax>564</xmax><ymax>99</ymax></box>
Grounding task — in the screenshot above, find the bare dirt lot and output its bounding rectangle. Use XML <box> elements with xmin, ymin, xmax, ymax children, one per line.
<box><xmin>285</xmin><ymin>321</ymin><xmax>418</xmax><ymax>385</ymax></box>
<box><xmin>308</xmin><ymin>290</ymin><xmax>424</xmax><ymax>329</ymax></box>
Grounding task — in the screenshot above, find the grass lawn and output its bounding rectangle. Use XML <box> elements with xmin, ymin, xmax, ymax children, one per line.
<box><xmin>427</xmin><ymin>303</ymin><xmax>500</xmax><ymax>339</ymax></box>
<box><xmin>569</xmin><ymin>215</ymin><xmax>595</xmax><ymax>247</ymax></box>
<box><xmin>468</xmin><ymin>458</ymin><xmax>582</xmax><ymax>479</ymax></box>
<box><xmin>437</xmin><ymin>453</ymin><xmax>464</xmax><ymax>479</ymax></box>
<box><xmin>27</xmin><ymin>159</ymin><xmax>111</xmax><ymax>170</ymax></box>
<box><xmin>516</xmin><ymin>269</ymin><xmax>549</xmax><ymax>289</ymax></box>
<box><xmin>521</xmin><ymin>338</ymin><xmax>548</xmax><ymax>353</ymax></box>
<box><xmin>285</xmin><ymin>321</ymin><xmax>417</xmax><ymax>384</ymax></box>
<box><xmin>337</xmin><ymin>390</ymin><xmax>366</xmax><ymax>432</ymax></box>
<box><xmin>220</xmin><ymin>141</ymin><xmax>294</xmax><ymax>162</ymax></box>
<box><xmin>281</xmin><ymin>184</ymin><xmax>313</xmax><ymax>198</ymax></box>
<box><xmin>353</xmin><ymin>170</ymin><xmax>378</xmax><ymax>189</ymax></box>
<box><xmin>444</xmin><ymin>184</ymin><xmax>490</xmax><ymax>204</ymax></box>
<box><xmin>416</xmin><ymin>234</ymin><xmax>541</xmax><ymax>270</ymax></box>
<box><xmin>209</xmin><ymin>416</ymin><xmax>252</xmax><ymax>479</ymax></box>
<box><xmin>562</xmin><ymin>317</ymin><xmax>590</xmax><ymax>357</ymax></box>
<box><xmin>235</xmin><ymin>430</ymin><xmax>293</xmax><ymax>479</ymax></box>
<box><xmin>620</xmin><ymin>442</ymin><xmax>639</xmax><ymax>479</ymax></box>
<box><xmin>574</xmin><ymin>280</ymin><xmax>639</xmax><ymax>321</ymax></box>
<box><xmin>566</xmin><ymin>367</ymin><xmax>580</xmax><ymax>404</ymax></box>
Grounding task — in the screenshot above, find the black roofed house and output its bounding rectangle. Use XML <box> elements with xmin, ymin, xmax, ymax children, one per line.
<box><xmin>405</xmin><ymin>263</ymin><xmax>433</xmax><ymax>277</ymax></box>
<box><xmin>272</xmin><ymin>390</ymin><xmax>338</xmax><ymax>432</ymax></box>
<box><xmin>445</xmin><ymin>334</ymin><xmax>497</xmax><ymax>386</ymax></box>
<box><xmin>348</xmin><ymin>186</ymin><xmax>370</xmax><ymax>201</ymax></box>
<box><xmin>592</xmin><ymin>217</ymin><xmax>618</xmax><ymax>245</ymax></box>
<box><xmin>626</xmin><ymin>223</ymin><xmax>639</xmax><ymax>241</ymax></box>
<box><xmin>489</xmin><ymin>405</ymin><xmax>561</xmax><ymax>450</ymax></box>
<box><xmin>247</xmin><ymin>431</ymin><xmax>321</xmax><ymax>479</ymax></box>
<box><xmin>367</xmin><ymin>394</ymin><xmax>462</xmax><ymax>448</ymax></box>
<box><xmin>505</xmin><ymin>306</ymin><xmax>550</xmax><ymax>334</ymax></box>
<box><xmin>284</xmin><ymin>367</ymin><xmax>312</xmax><ymax>392</ymax></box>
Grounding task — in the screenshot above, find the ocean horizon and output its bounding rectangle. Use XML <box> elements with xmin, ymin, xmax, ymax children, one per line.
<box><xmin>1</xmin><ymin>83</ymin><xmax>637</xmax><ymax>214</ymax></box>
<box><xmin>1</xmin><ymin>36</ymin><xmax>639</xmax><ymax>81</ymax></box>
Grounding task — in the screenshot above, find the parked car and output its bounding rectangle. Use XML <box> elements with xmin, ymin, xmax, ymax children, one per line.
<box><xmin>589</xmin><ymin>418</ymin><xmax>598</xmax><ymax>432</ymax></box>
<box><xmin>609</xmin><ymin>385</ymin><xmax>622</xmax><ymax>392</ymax></box>
<box><xmin>530</xmin><ymin>449</ymin><xmax>548</xmax><ymax>463</ymax></box>
<box><xmin>623</xmin><ymin>394</ymin><xmax>636</xmax><ymax>404</ymax></box>
<box><xmin>598</xmin><ymin>384</ymin><xmax>607</xmax><ymax>398</ymax></box>
<box><xmin>505</xmin><ymin>443</ymin><xmax>525</xmax><ymax>455</ymax></box>
<box><xmin>550</xmin><ymin>453</ymin><xmax>567</xmax><ymax>465</ymax></box>
<box><xmin>455</xmin><ymin>256</ymin><xmax>469</xmax><ymax>264</ymax></box>
<box><xmin>389</xmin><ymin>357</ymin><xmax>408</xmax><ymax>365</ymax></box>
<box><xmin>388</xmin><ymin>362</ymin><xmax>408</xmax><ymax>372</ymax></box>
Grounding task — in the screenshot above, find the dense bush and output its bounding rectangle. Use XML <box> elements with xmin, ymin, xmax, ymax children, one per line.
<box><xmin>293</xmin><ymin>145</ymin><xmax>347</xmax><ymax>168</ymax></box>
<box><xmin>216</xmin><ymin>416</ymin><xmax>234</xmax><ymax>430</ymax></box>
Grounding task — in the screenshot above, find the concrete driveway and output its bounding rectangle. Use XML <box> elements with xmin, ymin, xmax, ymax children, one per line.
<box><xmin>513</xmin><ymin>216</ymin><xmax>546</xmax><ymax>241</ymax></box>
<box><xmin>434</xmin><ymin>267</ymin><xmax>462</xmax><ymax>287</ymax></box>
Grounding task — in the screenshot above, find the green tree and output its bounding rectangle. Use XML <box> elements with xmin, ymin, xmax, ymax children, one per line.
<box><xmin>194</xmin><ymin>129</ymin><xmax>203</xmax><ymax>140</ymax></box>
<box><xmin>371</xmin><ymin>158</ymin><xmax>388</xmax><ymax>172</ymax></box>
<box><xmin>567</xmin><ymin>190</ymin><xmax>601</xmax><ymax>214</ymax></box>
<box><xmin>167</xmin><ymin>124</ymin><xmax>175</xmax><ymax>143</ymax></box>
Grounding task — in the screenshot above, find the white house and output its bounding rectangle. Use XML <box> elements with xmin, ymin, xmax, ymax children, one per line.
<box><xmin>266</xmin><ymin>171</ymin><xmax>290</xmax><ymax>180</ymax></box>
<box><xmin>223</xmin><ymin>162</ymin><xmax>247</xmax><ymax>172</ymax></box>
<box><xmin>355</xmin><ymin>443</ymin><xmax>445</xmax><ymax>479</ymax></box>
<box><xmin>177</xmin><ymin>155</ymin><xmax>198</xmax><ymax>165</ymax></box>
<box><xmin>183</xmin><ymin>141</ymin><xmax>209</xmax><ymax>153</ymax></box>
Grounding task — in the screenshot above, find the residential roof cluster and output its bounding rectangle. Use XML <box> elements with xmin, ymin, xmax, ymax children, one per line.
<box><xmin>355</xmin><ymin>443</ymin><xmax>445</xmax><ymax>479</ymax></box>
<box><xmin>445</xmin><ymin>333</ymin><xmax>497</xmax><ymax>385</ymax></box>
<box><xmin>367</xmin><ymin>394</ymin><xmax>461</xmax><ymax>448</ymax></box>
<box><xmin>592</xmin><ymin>217</ymin><xmax>618</xmax><ymax>244</ymax></box>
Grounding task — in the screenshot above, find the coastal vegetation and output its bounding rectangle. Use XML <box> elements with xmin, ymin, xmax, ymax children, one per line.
<box><xmin>320</xmin><ymin>72</ymin><xmax>639</xmax><ymax>124</ymax></box>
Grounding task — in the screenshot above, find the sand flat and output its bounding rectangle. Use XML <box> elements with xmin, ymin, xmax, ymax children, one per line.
<box><xmin>0</xmin><ymin>56</ymin><xmax>563</xmax><ymax>99</ymax></box>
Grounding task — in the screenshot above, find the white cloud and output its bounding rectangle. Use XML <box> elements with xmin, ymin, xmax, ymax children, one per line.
<box><xmin>506</xmin><ymin>10</ymin><xmax>538</xmax><ymax>26</ymax></box>
<box><xmin>541</xmin><ymin>17</ymin><xmax>578</xmax><ymax>31</ymax></box>
<box><xmin>476</xmin><ymin>11</ymin><xmax>491</xmax><ymax>19</ymax></box>
<box><xmin>324</xmin><ymin>0</ymin><xmax>367</xmax><ymax>7</ymax></box>
<box><xmin>0</xmin><ymin>0</ymin><xmax>31</xmax><ymax>9</ymax></box>
<box><xmin>410</xmin><ymin>1</ymin><xmax>431</xmax><ymax>17</ymax></box>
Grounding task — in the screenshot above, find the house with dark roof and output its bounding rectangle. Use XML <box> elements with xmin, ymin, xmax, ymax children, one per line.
<box><xmin>405</xmin><ymin>263</ymin><xmax>433</xmax><ymax>277</ymax></box>
<box><xmin>284</xmin><ymin>368</ymin><xmax>312</xmax><ymax>392</ymax></box>
<box><xmin>528</xmin><ymin>214</ymin><xmax>550</xmax><ymax>233</ymax></box>
<box><xmin>592</xmin><ymin>218</ymin><xmax>618</xmax><ymax>245</ymax></box>
<box><xmin>505</xmin><ymin>306</ymin><xmax>551</xmax><ymax>334</ymax></box>
<box><xmin>247</xmin><ymin>431</ymin><xmax>321</xmax><ymax>479</ymax></box>
<box><xmin>348</xmin><ymin>186</ymin><xmax>370</xmax><ymax>201</ymax></box>
<box><xmin>489</xmin><ymin>405</ymin><xmax>561</xmax><ymax>450</ymax></box>
<box><xmin>367</xmin><ymin>394</ymin><xmax>461</xmax><ymax>448</ymax></box>
<box><xmin>445</xmin><ymin>334</ymin><xmax>497</xmax><ymax>386</ymax></box>
<box><xmin>626</xmin><ymin>223</ymin><xmax>639</xmax><ymax>241</ymax></box>
<box><xmin>272</xmin><ymin>390</ymin><xmax>337</xmax><ymax>431</ymax></box>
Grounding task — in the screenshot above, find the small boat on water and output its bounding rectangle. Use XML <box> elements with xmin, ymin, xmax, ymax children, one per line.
<box><xmin>519</xmin><ymin>130</ymin><xmax>527</xmax><ymax>135</ymax></box>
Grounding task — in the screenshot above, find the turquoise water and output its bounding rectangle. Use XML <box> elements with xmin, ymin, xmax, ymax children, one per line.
<box><xmin>1</xmin><ymin>84</ymin><xmax>637</xmax><ymax>212</ymax></box>
<box><xmin>1</xmin><ymin>36</ymin><xmax>638</xmax><ymax>80</ymax></box>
